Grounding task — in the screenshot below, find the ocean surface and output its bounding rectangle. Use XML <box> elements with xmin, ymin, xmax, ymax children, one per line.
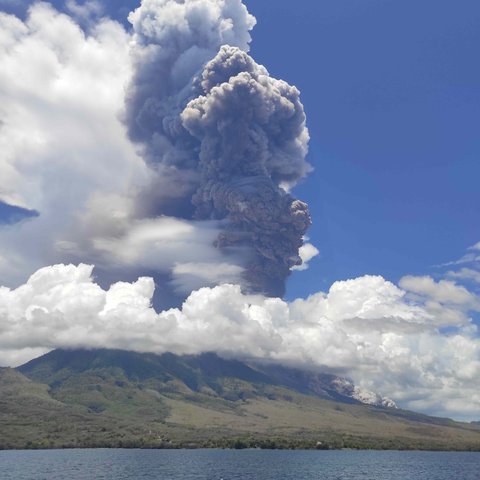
<box><xmin>1</xmin><ymin>449</ymin><xmax>479</xmax><ymax>479</ymax></box>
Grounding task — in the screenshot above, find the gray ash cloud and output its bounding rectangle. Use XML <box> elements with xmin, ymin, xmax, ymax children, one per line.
<box><xmin>125</xmin><ymin>0</ymin><xmax>312</xmax><ymax>296</ymax></box>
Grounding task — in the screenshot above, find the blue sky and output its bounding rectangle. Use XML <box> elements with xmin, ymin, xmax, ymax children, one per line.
<box><xmin>1</xmin><ymin>0</ymin><xmax>480</xmax><ymax>419</ymax></box>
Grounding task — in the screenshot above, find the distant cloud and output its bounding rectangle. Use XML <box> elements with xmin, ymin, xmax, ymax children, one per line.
<box><xmin>437</xmin><ymin>241</ymin><xmax>480</xmax><ymax>267</ymax></box>
<box><xmin>400</xmin><ymin>275</ymin><xmax>480</xmax><ymax>308</ymax></box>
<box><xmin>1</xmin><ymin>264</ymin><xmax>480</xmax><ymax>421</ymax></box>
<box><xmin>434</xmin><ymin>243</ymin><xmax>480</xmax><ymax>305</ymax></box>
<box><xmin>171</xmin><ymin>262</ymin><xmax>244</xmax><ymax>294</ymax></box>
<box><xmin>469</xmin><ymin>242</ymin><xmax>480</xmax><ymax>251</ymax></box>
<box><xmin>446</xmin><ymin>268</ymin><xmax>480</xmax><ymax>285</ymax></box>
<box><xmin>65</xmin><ymin>0</ymin><xmax>104</xmax><ymax>26</ymax></box>
<box><xmin>292</xmin><ymin>242</ymin><xmax>320</xmax><ymax>271</ymax></box>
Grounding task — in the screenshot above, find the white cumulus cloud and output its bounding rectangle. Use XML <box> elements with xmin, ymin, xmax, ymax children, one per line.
<box><xmin>447</xmin><ymin>268</ymin><xmax>480</xmax><ymax>285</ymax></box>
<box><xmin>292</xmin><ymin>242</ymin><xmax>320</xmax><ymax>271</ymax></box>
<box><xmin>0</xmin><ymin>3</ymin><xmax>147</xmax><ymax>284</ymax></box>
<box><xmin>400</xmin><ymin>275</ymin><xmax>480</xmax><ymax>310</ymax></box>
<box><xmin>1</xmin><ymin>264</ymin><xmax>480</xmax><ymax>421</ymax></box>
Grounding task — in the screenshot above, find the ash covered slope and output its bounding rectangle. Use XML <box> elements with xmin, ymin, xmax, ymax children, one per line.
<box><xmin>253</xmin><ymin>363</ymin><xmax>397</xmax><ymax>409</ymax></box>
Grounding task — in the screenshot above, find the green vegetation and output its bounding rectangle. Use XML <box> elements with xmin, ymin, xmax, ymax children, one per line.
<box><xmin>0</xmin><ymin>349</ymin><xmax>479</xmax><ymax>451</ymax></box>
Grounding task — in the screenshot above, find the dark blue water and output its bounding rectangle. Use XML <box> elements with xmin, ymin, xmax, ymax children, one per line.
<box><xmin>0</xmin><ymin>449</ymin><xmax>479</xmax><ymax>479</ymax></box>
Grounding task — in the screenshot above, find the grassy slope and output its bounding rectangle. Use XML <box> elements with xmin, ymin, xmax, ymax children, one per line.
<box><xmin>2</xmin><ymin>350</ymin><xmax>480</xmax><ymax>450</ymax></box>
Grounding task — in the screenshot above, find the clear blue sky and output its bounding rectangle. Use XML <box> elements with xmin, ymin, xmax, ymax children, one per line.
<box><xmin>2</xmin><ymin>0</ymin><xmax>479</xmax><ymax>300</ymax></box>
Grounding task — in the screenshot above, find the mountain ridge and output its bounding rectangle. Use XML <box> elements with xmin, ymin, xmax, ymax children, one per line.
<box><xmin>17</xmin><ymin>348</ymin><xmax>395</xmax><ymax>409</ymax></box>
<box><xmin>1</xmin><ymin>348</ymin><xmax>479</xmax><ymax>450</ymax></box>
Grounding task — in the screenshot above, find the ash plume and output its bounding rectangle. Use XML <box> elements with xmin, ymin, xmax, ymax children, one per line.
<box><xmin>126</xmin><ymin>0</ymin><xmax>312</xmax><ymax>296</ymax></box>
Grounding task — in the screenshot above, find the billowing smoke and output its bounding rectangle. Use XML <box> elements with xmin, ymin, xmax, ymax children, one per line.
<box><xmin>124</xmin><ymin>0</ymin><xmax>257</xmax><ymax>218</ymax></box>
<box><xmin>125</xmin><ymin>0</ymin><xmax>312</xmax><ymax>296</ymax></box>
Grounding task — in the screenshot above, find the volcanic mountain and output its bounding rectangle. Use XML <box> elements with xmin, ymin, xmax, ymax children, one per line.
<box><xmin>1</xmin><ymin>349</ymin><xmax>479</xmax><ymax>450</ymax></box>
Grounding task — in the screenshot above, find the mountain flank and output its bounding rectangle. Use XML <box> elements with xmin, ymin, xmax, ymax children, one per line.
<box><xmin>0</xmin><ymin>349</ymin><xmax>479</xmax><ymax>450</ymax></box>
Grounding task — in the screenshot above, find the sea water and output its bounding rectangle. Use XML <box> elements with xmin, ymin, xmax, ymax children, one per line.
<box><xmin>0</xmin><ymin>449</ymin><xmax>479</xmax><ymax>479</ymax></box>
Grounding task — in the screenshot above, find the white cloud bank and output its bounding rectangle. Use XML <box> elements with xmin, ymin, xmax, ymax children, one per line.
<box><xmin>1</xmin><ymin>262</ymin><xmax>480</xmax><ymax>421</ymax></box>
<box><xmin>0</xmin><ymin>2</ymin><xmax>145</xmax><ymax>284</ymax></box>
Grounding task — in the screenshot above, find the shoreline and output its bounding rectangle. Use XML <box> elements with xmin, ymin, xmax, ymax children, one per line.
<box><xmin>2</xmin><ymin>441</ymin><xmax>480</xmax><ymax>453</ymax></box>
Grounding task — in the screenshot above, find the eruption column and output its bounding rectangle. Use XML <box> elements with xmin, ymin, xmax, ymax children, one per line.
<box><xmin>126</xmin><ymin>0</ymin><xmax>312</xmax><ymax>296</ymax></box>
